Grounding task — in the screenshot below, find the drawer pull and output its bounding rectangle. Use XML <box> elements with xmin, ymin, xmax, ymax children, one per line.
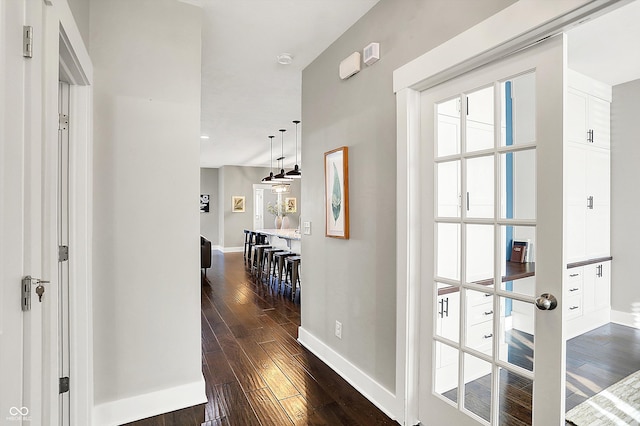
<box><xmin>569</xmin><ymin>273</ymin><xmax>579</xmax><ymax>277</ymax></box>
<box><xmin>483</xmin><ymin>333</ymin><xmax>493</xmax><ymax>339</ymax></box>
<box><xmin>483</xmin><ymin>310</ymin><xmax>494</xmax><ymax>315</ymax></box>
<box><xmin>569</xmin><ymin>306</ymin><xmax>579</xmax><ymax>310</ymax></box>
<box><xmin>569</xmin><ymin>288</ymin><xmax>579</xmax><ymax>292</ymax></box>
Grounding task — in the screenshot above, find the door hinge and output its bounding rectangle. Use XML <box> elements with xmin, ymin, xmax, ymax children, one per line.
<box><xmin>59</xmin><ymin>377</ymin><xmax>70</xmax><ymax>394</ymax></box>
<box><xmin>23</xmin><ymin>26</ymin><xmax>33</xmax><ymax>58</ymax></box>
<box><xmin>59</xmin><ymin>113</ymin><xmax>69</xmax><ymax>131</ymax></box>
<box><xmin>22</xmin><ymin>276</ymin><xmax>32</xmax><ymax>311</ymax></box>
<box><xmin>59</xmin><ymin>245</ymin><xmax>69</xmax><ymax>262</ymax></box>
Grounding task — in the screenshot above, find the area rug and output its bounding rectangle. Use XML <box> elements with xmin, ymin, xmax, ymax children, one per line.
<box><xmin>566</xmin><ymin>369</ymin><xmax>640</xmax><ymax>425</ymax></box>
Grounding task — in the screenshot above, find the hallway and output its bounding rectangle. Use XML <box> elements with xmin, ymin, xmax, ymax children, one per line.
<box><xmin>127</xmin><ymin>251</ymin><xmax>396</xmax><ymax>425</ymax></box>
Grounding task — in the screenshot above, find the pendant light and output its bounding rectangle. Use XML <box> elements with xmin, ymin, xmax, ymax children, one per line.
<box><xmin>273</xmin><ymin>128</ymin><xmax>293</xmax><ymax>182</ymax></box>
<box><xmin>261</xmin><ymin>135</ymin><xmax>276</xmax><ymax>183</ymax></box>
<box><xmin>285</xmin><ymin>120</ymin><xmax>301</xmax><ymax>178</ymax></box>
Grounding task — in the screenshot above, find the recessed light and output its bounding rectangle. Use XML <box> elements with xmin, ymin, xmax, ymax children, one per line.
<box><xmin>200</xmin><ymin>135</ymin><xmax>210</xmax><ymax>140</ymax></box>
<box><xmin>277</xmin><ymin>53</ymin><xmax>293</xmax><ymax>65</ymax></box>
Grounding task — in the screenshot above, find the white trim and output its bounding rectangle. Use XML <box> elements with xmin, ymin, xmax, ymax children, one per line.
<box><xmin>68</xmin><ymin>84</ymin><xmax>94</xmax><ymax>426</ymax></box>
<box><xmin>220</xmin><ymin>246</ymin><xmax>244</xmax><ymax>253</ymax></box>
<box><xmin>212</xmin><ymin>245</ymin><xmax>224</xmax><ymax>252</ymax></box>
<box><xmin>392</xmin><ymin>0</ymin><xmax>622</xmax><ymax>93</ymax></box>
<box><xmin>395</xmin><ymin>88</ymin><xmax>422</xmax><ymax>426</ymax></box>
<box><xmin>92</xmin><ymin>378</ymin><xmax>207</xmax><ymax>426</ymax></box>
<box><xmin>297</xmin><ymin>327</ymin><xmax>399</xmax><ymax>421</ymax></box>
<box><xmin>611</xmin><ymin>310</ymin><xmax>640</xmax><ymax>329</ymax></box>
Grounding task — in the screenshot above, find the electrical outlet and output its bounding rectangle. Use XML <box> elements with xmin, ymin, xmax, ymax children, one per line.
<box><xmin>335</xmin><ymin>321</ymin><xmax>342</xmax><ymax>339</ymax></box>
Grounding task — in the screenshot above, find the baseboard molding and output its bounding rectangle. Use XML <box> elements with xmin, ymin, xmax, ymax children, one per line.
<box><xmin>297</xmin><ymin>327</ymin><xmax>399</xmax><ymax>421</ymax></box>
<box><xmin>93</xmin><ymin>377</ymin><xmax>207</xmax><ymax>426</ymax></box>
<box><xmin>220</xmin><ymin>246</ymin><xmax>243</xmax><ymax>253</ymax></box>
<box><xmin>212</xmin><ymin>245</ymin><xmax>223</xmax><ymax>252</ymax></box>
<box><xmin>611</xmin><ymin>310</ymin><xmax>640</xmax><ymax>329</ymax></box>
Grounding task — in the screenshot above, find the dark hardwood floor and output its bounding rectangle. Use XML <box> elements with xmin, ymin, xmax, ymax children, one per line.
<box><xmin>441</xmin><ymin>323</ymin><xmax>640</xmax><ymax>424</ymax></box>
<box><xmin>123</xmin><ymin>252</ymin><xmax>397</xmax><ymax>426</ymax></box>
<box><xmin>122</xmin><ymin>251</ymin><xmax>640</xmax><ymax>425</ymax></box>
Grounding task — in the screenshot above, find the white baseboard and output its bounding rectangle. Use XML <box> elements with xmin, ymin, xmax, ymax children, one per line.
<box><xmin>220</xmin><ymin>246</ymin><xmax>243</xmax><ymax>253</ymax></box>
<box><xmin>297</xmin><ymin>327</ymin><xmax>399</xmax><ymax>422</ymax></box>
<box><xmin>611</xmin><ymin>310</ymin><xmax>640</xmax><ymax>329</ymax></box>
<box><xmin>93</xmin><ymin>377</ymin><xmax>207</xmax><ymax>426</ymax></box>
<box><xmin>212</xmin><ymin>245</ymin><xmax>223</xmax><ymax>252</ymax></box>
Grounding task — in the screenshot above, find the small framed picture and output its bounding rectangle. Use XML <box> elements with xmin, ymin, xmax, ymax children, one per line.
<box><xmin>200</xmin><ymin>194</ymin><xmax>210</xmax><ymax>213</ymax></box>
<box><xmin>324</xmin><ymin>146</ymin><xmax>349</xmax><ymax>239</ymax></box>
<box><xmin>285</xmin><ymin>197</ymin><xmax>297</xmax><ymax>213</ymax></box>
<box><xmin>232</xmin><ymin>196</ymin><xmax>245</xmax><ymax>213</ymax></box>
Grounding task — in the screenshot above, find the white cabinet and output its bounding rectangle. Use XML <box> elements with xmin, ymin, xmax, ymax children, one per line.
<box><xmin>565</xmin><ymin>261</ymin><xmax>611</xmax><ymax>339</ymax></box>
<box><xmin>565</xmin><ymin>71</ymin><xmax>611</xmax><ymax>263</ymax></box>
<box><xmin>565</xmin><ymin>143</ymin><xmax>610</xmax><ymax>262</ymax></box>
<box><xmin>435</xmin><ymin>291</ymin><xmax>459</xmax><ymax>394</ymax></box>
<box><xmin>564</xmin><ymin>71</ymin><xmax>612</xmax><ymax>339</ymax></box>
<box><xmin>566</xmin><ymin>70</ymin><xmax>611</xmax><ymax>149</ymax></box>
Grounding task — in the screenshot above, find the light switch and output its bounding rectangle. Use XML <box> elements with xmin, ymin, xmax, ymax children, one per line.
<box><xmin>303</xmin><ymin>221</ymin><xmax>311</xmax><ymax>235</ymax></box>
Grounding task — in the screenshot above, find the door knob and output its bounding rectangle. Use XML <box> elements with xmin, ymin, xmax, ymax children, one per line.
<box><xmin>535</xmin><ymin>293</ymin><xmax>557</xmax><ymax>311</ymax></box>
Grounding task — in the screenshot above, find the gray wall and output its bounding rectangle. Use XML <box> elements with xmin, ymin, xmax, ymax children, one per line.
<box><xmin>91</xmin><ymin>0</ymin><xmax>203</xmax><ymax>413</ymax></box>
<box><xmin>301</xmin><ymin>0</ymin><xmax>515</xmax><ymax>391</ymax></box>
<box><xmin>200</xmin><ymin>168</ymin><xmax>219</xmax><ymax>245</ymax></box>
<box><xmin>218</xmin><ymin>166</ymin><xmax>302</xmax><ymax>248</ymax></box>
<box><xmin>611</xmin><ymin>79</ymin><xmax>640</xmax><ymax>315</ymax></box>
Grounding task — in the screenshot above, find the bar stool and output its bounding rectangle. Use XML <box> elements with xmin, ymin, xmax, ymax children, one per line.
<box><xmin>284</xmin><ymin>256</ymin><xmax>301</xmax><ymax>300</ymax></box>
<box><xmin>273</xmin><ymin>251</ymin><xmax>296</xmax><ymax>293</ymax></box>
<box><xmin>243</xmin><ymin>229</ymin><xmax>252</xmax><ymax>260</ymax></box>
<box><xmin>252</xmin><ymin>244</ymin><xmax>271</xmax><ymax>276</ymax></box>
<box><xmin>262</xmin><ymin>248</ymin><xmax>284</xmax><ymax>283</ymax></box>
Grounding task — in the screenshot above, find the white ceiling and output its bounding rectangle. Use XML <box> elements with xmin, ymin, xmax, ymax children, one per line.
<box><xmin>198</xmin><ymin>0</ymin><xmax>380</xmax><ymax>169</ymax></box>
<box><xmin>567</xmin><ymin>0</ymin><xmax>640</xmax><ymax>86</ymax></box>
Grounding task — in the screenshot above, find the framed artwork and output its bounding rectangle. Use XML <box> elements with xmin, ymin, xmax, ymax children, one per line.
<box><xmin>232</xmin><ymin>196</ymin><xmax>245</xmax><ymax>212</ymax></box>
<box><xmin>285</xmin><ymin>197</ymin><xmax>297</xmax><ymax>213</ymax></box>
<box><xmin>324</xmin><ymin>146</ymin><xmax>349</xmax><ymax>239</ymax></box>
<box><xmin>200</xmin><ymin>194</ymin><xmax>210</xmax><ymax>213</ymax></box>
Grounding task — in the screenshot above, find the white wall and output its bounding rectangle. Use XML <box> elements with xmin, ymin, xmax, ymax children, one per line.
<box><xmin>90</xmin><ymin>0</ymin><xmax>205</xmax><ymax>423</ymax></box>
<box><xmin>300</xmin><ymin>0</ymin><xmax>515</xmax><ymax>402</ymax></box>
<box><xmin>611</xmin><ymin>79</ymin><xmax>640</xmax><ymax>327</ymax></box>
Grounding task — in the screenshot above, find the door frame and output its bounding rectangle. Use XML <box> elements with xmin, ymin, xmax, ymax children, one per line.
<box><xmin>42</xmin><ymin>2</ymin><xmax>93</xmax><ymax>425</ymax></box>
<box><xmin>393</xmin><ymin>0</ymin><xmax>624</xmax><ymax>424</ymax></box>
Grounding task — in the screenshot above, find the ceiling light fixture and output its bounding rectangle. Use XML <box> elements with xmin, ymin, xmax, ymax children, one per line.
<box><xmin>277</xmin><ymin>53</ymin><xmax>293</xmax><ymax>65</ymax></box>
<box><xmin>273</xmin><ymin>129</ymin><xmax>293</xmax><ymax>182</ymax></box>
<box><xmin>200</xmin><ymin>135</ymin><xmax>210</xmax><ymax>140</ymax></box>
<box><xmin>285</xmin><ymin>120</ymin><xmax>301</xmax><ymax>179</ymax></box>
<box><xmin>261</xmin><ymin>135</ymin><xmax>276</xmax><ymax>183</ymax></box>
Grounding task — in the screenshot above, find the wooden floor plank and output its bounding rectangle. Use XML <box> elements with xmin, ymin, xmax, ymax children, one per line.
<box><xmin>124</xmin><ymin>253</ymin><xmax>396</xmax><ymax>425</ymax></box>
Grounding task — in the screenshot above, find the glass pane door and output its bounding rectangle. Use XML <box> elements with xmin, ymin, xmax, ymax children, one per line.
<box><xmin>419</xmin><ymin>36</ymin><xmax>566</xmax><ymax>425</ymax></box>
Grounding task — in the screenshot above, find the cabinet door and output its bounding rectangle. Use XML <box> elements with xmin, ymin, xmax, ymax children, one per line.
<box><xmin>589</xmin><ymin>96</ymin><xmax>611</xmax><ymax>149</ymax></box>
<box><xmin>585</xmin><ymin>149</ymin><xmax>610</xmax><ymax>258</ymax></box>
<box><xmin>593</xmin><ymin>262</ymin><xmax>611</xmax><ymax>311</ymax></box>
<box><xmin>567</xmin><ymin>89</ymin><xmax>588</xmax><ymax>144</ymax></box>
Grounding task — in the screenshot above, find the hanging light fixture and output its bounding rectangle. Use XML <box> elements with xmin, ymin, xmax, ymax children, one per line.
<box><xmin>285</xmin><ymin>120</ymin><xmax>301</xmax><ymax>178</ymax></box>
<box><xmin>261</xmin><ymin>135</ymin><xmax>276</xmax><ymax>183</ymax></box>
<box><xmin>273</xmin><ymin>128</ymin><xmax>293</xmax><ymax>182</ymax></box>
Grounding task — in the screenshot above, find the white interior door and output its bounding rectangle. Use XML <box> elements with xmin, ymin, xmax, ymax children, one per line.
<box><xmin>418</xmin><ymin>36</ymin><xmax>566</xmax><ymax>425</ymax></box>
<box><xmin>1</xmin><ymin>1</ymin><xmax>28</xmax><ymax>420</ymax></box>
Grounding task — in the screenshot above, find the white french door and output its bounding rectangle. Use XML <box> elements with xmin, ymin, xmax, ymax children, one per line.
<box><xmin>418</xmin><ymin>36</ymin><xmax>566</xmax><ymax>425</ymax></box>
